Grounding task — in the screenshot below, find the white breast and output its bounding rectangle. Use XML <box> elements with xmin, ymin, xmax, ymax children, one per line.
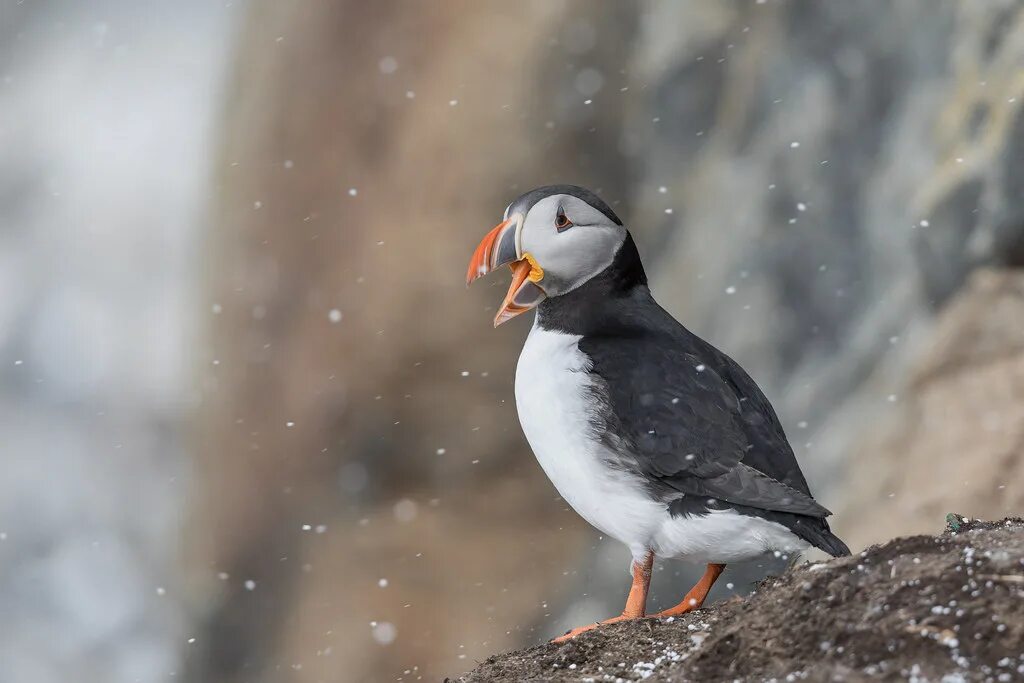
<box><xmin>515</xmin><ymin>324</ymin><xmax>664</xmax><ymax>558</ymax></box>
<box><xmin>514</xmin><ymin>322</ymin><xmax>809</xmax><ymax>565</ymax></box>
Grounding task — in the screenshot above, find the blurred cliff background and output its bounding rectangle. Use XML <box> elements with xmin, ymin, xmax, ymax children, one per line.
<box><xmin>1</xmin><ymin>0</ymin><xmax>1023</xmax><ymax>681</ymax></box>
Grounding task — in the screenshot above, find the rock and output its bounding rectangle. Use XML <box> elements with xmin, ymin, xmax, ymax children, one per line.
<box><xmin>836</xmin><ymin>269</ymin><xmax>1024</xmax><ymax>551</ymax></box>
<box><xmin>630</xmin><ymin>0</ymin><xmax>1024</xmax><ymax>489</ymax></box>
<box><xmin>455</xmin><ymin>517</ymin><xmax>1024</xmax><ymax>682</ymax></box>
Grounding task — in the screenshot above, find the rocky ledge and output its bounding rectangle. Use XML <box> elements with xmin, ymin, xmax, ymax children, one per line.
<box><xmin>454</xmin><ymin>516</ymin><xmax>1024</xmax><ymax>682</ymax></box>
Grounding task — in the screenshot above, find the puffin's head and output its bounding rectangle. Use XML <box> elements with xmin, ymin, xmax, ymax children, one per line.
<box><xmin>466</xmin><ymin>184</ymin><xmax>625</xmax><ymax>326</ymax></box>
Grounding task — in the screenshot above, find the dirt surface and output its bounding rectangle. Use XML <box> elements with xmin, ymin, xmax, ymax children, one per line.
<box><xmin>453</xmin><ymin>516</ymin><xmax>1024</xmax><ymax>682</ymax></box>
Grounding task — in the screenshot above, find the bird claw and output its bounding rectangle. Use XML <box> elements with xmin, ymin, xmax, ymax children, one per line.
<box><xmin>651</xmin><ymin>597</ymin><xmax>703</xmax><ymax>619</ymax></box>
<box><xmin>550</xmin><ymin>614</ymin><xmax>632</xmax><ymax>643</ymax></box>
<box><xmin>551</xmin><ymin>623</ymin><xmax>598</xmax><ymax>643</ymax></box>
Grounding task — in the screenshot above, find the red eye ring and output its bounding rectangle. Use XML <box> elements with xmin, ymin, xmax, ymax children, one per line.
<box><xmin>555</xmin><ymin>211</ymin><xmax>573</xmax><ymax>231</ymax></box>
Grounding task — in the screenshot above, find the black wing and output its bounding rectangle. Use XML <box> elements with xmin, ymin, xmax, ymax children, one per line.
<box><xmin>580</xmin><ymin>321</ymin><xmax>830</xmax><ymax>518</ymax></box>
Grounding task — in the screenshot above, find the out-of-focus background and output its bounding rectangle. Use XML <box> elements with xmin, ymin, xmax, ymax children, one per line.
<box><xmin>2</xmin><ymin>0</ymin><xmax>1023</xmax><ymax>681</ymax></box>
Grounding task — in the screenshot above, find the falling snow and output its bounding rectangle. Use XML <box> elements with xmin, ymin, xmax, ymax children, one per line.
<box><xmin>393</xmin><ymin>499</ymin><xmax>418</xmax><ymax>523</ymax></box>
<box><xmin>371</xmin><ymin>621</ymin><xmax>397</xmax><ymax>645</ymax></box>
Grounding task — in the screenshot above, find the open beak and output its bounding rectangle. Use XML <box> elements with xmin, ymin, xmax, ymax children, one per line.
<box><xmin>466</xmin><ymin>213</ymin><xmax>547</xmax><ymax>326</ymax></box>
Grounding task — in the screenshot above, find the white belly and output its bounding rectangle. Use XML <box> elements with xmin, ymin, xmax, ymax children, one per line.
<box><xmin>514</xmin><ymin>323</ymin><xmax>809</xmax><ymax>564</ymax></box>
<box><xmin>515</xmin><ymin>325</ymin><xmax>663</xmax><ymax>557</ymax></box>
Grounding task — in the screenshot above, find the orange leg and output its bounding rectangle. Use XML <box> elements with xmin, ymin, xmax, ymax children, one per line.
<box><xmin>652</xmin><ymin>562</ymin><xmax>726</xmax><ymax>618</ymax></box>
<box><xmin>551</xmin><ymin>551</ymin><xmax>654</xmax><ymax>643</ymax></box>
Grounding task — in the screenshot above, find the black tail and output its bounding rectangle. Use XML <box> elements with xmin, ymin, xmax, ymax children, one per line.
<box><xmin>788</xmin><ymin>515</ymin><xmax>851</xmax><ymax>557</ymax></box>
<box><xmin>813</xmin><ymin>528</ymin><xmax>851</xmax><ymax>557</ymax></box>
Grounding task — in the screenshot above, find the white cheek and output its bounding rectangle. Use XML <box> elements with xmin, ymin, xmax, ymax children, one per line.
<box><xmin>551</xmin><ymin>229</ymin><xmax>623</xmax><ymax>287</ymax></box>
<box><xmin>546</xmin><ymin>245</ymin><xmax>592</xmax><ymax>277</ymax></box>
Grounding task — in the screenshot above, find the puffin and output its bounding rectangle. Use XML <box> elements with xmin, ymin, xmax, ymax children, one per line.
<box><xmin>466</xmin><ymin>184</ymin><xmax>850</xmax><ymax>642</ymax></box>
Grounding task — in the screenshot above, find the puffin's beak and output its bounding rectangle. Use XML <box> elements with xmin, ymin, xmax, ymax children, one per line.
<box><xmin>466</xmin><ymin>213</ymin><xmax>547</xmax><ymax>327</ymax></box>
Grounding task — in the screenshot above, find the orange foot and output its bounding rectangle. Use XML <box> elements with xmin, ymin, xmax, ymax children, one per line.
<box><xmin>552</xmin><ymin>552</ymin><xmax>655</xmax><ymax>644</ymax></box>
<box><xmin>551</xmin><ymin>614</ymin><xmax>635</xmax><ymax>643</ymax></box>
<box><xmin>651</xmin><ymin>562</ymin><xmax>726</xmax><ymax>619</ymax></box>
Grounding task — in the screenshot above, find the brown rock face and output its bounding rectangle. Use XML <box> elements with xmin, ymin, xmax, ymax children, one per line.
<box><xmin>838</xmin><ymin>270</ymin><xmax>1024</xmax><ymax>550</ymax></box>
<box><xmin>186</xmin><ymin>2</ymin><xmax>636</xmax><ymax>681</ymax></box>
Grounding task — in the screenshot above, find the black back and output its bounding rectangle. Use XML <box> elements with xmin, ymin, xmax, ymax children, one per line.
<box><xmin>537</xmin><ymin>233</ymin><xmax>849</xmax><ymax>556</ymax></box>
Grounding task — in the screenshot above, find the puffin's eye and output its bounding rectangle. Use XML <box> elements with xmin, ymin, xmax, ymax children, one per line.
<box><xmin>554</xmin><ymin>209</ymin><xmax>573</xmax><ymax>232</ymax></box>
